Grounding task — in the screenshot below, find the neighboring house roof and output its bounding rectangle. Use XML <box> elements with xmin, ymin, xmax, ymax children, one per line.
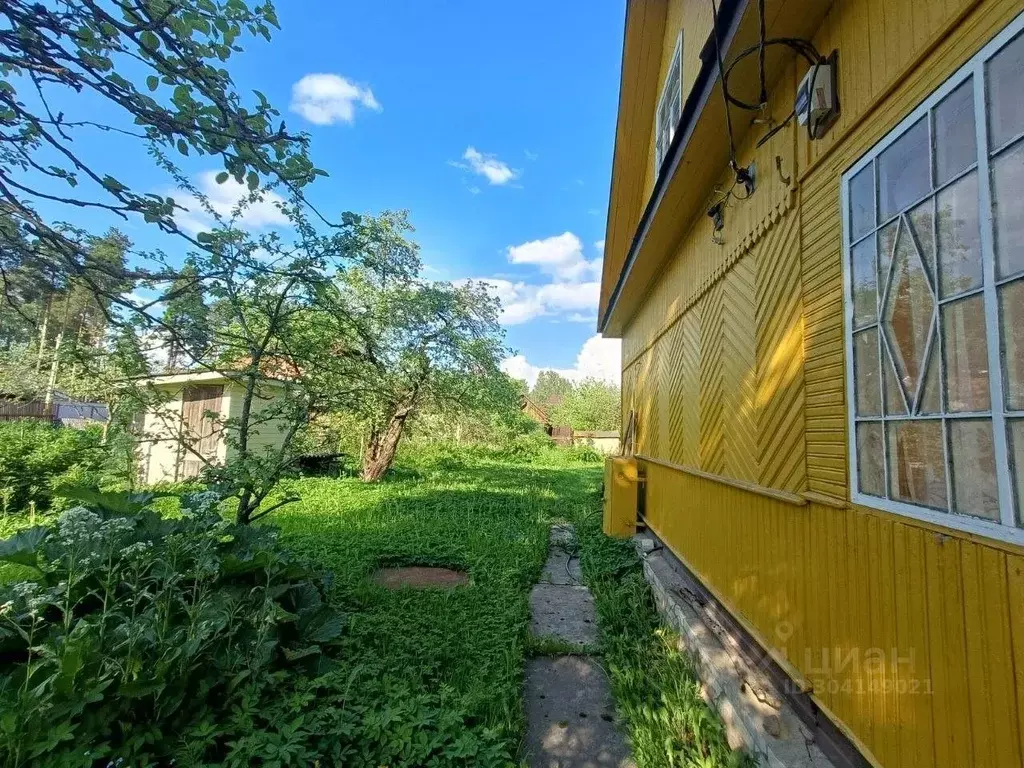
<box><xmin>520</xmin><ymin>396</ymin><xmax>550</xmax><ymax>424</ymax></box>
<box><xmin>134</xmin><ymin>370</ymin><xmax>290</xmax><ymax>389</ymax></box>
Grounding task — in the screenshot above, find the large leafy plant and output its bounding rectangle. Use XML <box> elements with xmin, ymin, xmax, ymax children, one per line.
<box><xmin>0</xmin><ymin>490</ymin><xmax>343</xmax><ymax>767</ymax></box>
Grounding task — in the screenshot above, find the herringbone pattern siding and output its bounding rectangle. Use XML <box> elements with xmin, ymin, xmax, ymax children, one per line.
<box><xmin>698</xmin><ymin>283</ymin><xmax>725</xmax><ymax>474</ymax></box>
<box><xmin>623</xmin><ymin>204</ymin><xmax>806</xmax><ymax>494</ymax></box>
<box><xmin>755</xmin><ymin>209</ymin><xmax>806</xmax><ymax>492</ymax></box>
<box><xmin>721</xmin><ymin>252</ymin><xmax>759</xmax><ymax>483</ymax></box>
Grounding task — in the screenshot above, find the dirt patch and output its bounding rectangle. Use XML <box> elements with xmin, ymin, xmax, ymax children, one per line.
<box><xmin>372</xmin><ymin>566</ymin><xmax>469</xmax><ymax>589</ymax></box>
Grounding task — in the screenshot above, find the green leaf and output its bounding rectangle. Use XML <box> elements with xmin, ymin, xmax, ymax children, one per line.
<box><xmin>282</xmin><ymin>645</ymin><xmax>320</xmax><ymax>662</ymax></box>
<box><xmin>299</xmin><ymin>606</ymin><xmax>345</xmax><ymax>643</ymax></box>
<box><xmin>215</xmin><ymin>171</ymin><xmax>229</xmax><ymax>184</ymax></box>
<box><xmin>0</xmin><ymin>526</ymin><xmax>48</xmax><ymax>568</ymax></box>
<box><xmin>140</xmin><ymin>30</ymin><xmax>160</xmax><ymax>52</ymax></box>
<box><xmin>56</xmin><ymin>487</ymin><xmax>173</xmax><ymax>515</ymax></box>
<box><xmin>146</xmin><ymin>75</ymin><xmax>159</xmax><ymax>91</ymax></box>
<box><xmin>246</xmin><ymin>171</ymin><xmax>259</xmax><ymax>191</ymax></box>
<box><xmin>176</xmin><ymin>138</ymin><xmax>189</xmax><ymax>156</ymax></box>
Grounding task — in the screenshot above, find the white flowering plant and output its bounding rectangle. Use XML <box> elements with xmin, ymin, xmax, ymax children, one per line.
<box><xmin>0</xmin><ymin>489</ymin><xmax>344</xmax><ymax>767</ymax></box>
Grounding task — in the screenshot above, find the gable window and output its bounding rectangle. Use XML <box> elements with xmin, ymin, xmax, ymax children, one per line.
<box><xmin>842</xmin><ymin>14</ymin><xmax>1024</xmax><ymax>544</ymax></box>
<box><xmin>654</xmin><ymin>33</ymin><xmax>683</xmax><ymax>173</ymax></box>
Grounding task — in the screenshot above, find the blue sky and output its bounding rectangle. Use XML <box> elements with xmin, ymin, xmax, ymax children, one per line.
<box><xmin>28</xmin><ymin>0</ymin><xmax>627</xmax><ymax>386</ymax></box>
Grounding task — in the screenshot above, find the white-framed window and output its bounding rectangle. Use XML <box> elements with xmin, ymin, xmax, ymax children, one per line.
<box><xmin>842</xmin><ymin>11</ymin><xmax>1024</xmax><ymax>545</ymax></box>
<box><xmin>654</xmin><ymin>32</ymin><xmax>683</xmax><ymax>173</ymax></box>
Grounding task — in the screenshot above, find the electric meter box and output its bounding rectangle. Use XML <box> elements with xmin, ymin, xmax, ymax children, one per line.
<box><xmin>795</xmin><ymin>63</ymin><xmax>835</xmax><ymax>127</ymax></box>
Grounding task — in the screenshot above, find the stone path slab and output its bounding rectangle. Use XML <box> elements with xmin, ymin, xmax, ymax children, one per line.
<box><xmin>525</xmin><ymin>524</ymin><xmax>635</xmax><ymax>768</ymax></box>
<box><xmin>539</xmin><ymin>547</ymin><xmax>583</xmax><ymax>585</ymax></box>
<box><xmin>529</xmin><ymin>584</ymin><xmax>598</xmax><ymax>645</ymax></box>
<box><xmin>524</xmin><ymin>657</ymin><xmax>635</xmax><ymax>768</ymax></box>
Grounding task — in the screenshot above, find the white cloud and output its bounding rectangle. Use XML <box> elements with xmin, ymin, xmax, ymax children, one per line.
<box><xmin>465</xmin><ymin>276</ymin><xmax>600</xmax><ymax>326</ymax></box>
<box><xmin>171</xmin><ymin>171</ymin><xmax>289</xmax><ymax>234</ymax></box>
<box><xmin>290</xmin><ymin>74</ymin><xmax>381</xmax><ymax>125</ymax></box>
<box><xmin>536</xmin><ymin>280</ymin><xmax>600</xmax><ymax>311</ymax></box>
<box><xmin>463</xmin><ymin>231</ymin><xmax>604</xmax><ymax>325</ymax></box>
<box><xmin>595</xmin><ymin>239</ymin><xmax>605</xmax><ymax>252</ymax></box>
<box><xmin>501</xmin><ymin>334</ymin><xmax>621</xmax><ymax>388</ymax></box>
<box><xmin>453</xmin><ymin>146</ymin><xmax>517</xmax><ymax>186</ymax></box>
<box><xmin>507</xmin><ymin>232</ymin><xmax>601</xmax><ymax>282</ymax></box>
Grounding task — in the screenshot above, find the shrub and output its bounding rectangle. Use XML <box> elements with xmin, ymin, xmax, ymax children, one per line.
<box><xmin>0</xmin><ymin>489</ymin><xmax>343</xmax><ymax>767</ymax></box>
<box><xmin>0</xmin><ymin>422</ymin><xmax>105</xmax><ymax>516</ymax></box>
<box><xmin>494</xmin><ymin>431</ymin><xmax>554</xmax><ymax>461</ymax></box>
<box><xmin>560</xmin><ymin>444</ymin><xmax>604</xmax><ymax>464</ymax></box>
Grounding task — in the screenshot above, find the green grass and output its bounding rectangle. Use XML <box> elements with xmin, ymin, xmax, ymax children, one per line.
<box><xmin>0</xmin><ymin>449</ymin><xmax>749</xmax><ymax>766</ymax></box>
<box><xmin>573</xmin><ymin>505</ymin><xmax>755</xmax><ymax>768</ymax></box>
<box><xmin>263</xmin><ymin>454</ymin><xmax>603</xmax><ymax>764</ymax></box>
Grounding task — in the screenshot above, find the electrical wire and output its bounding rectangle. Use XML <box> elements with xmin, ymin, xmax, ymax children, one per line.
<box><xmin>708</xmin><ymin>0</ymin><xmax>828</xmax><ymax>153</ymax></box>
<box><xmin>706</xmin><ymin>0</ymin><xmax>828</xmax><ymax>242</ymax></box>
<box><xmin>710</xmin><ymin>0</ymin><xmax>739</xmax><ymax>173</ymax></box>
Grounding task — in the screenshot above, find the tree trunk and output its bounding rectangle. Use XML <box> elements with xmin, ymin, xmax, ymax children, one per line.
<box><xmin>43</xmin><ymin>329</ymin><xmax>63</xmax><ymax>409</ymax></box>
<box><xmin>35</xmin><ymin>296</ymin><xmax>51</xmax><ymax>375</ymax></box>
<box><xmin>361</xmin><ymin>408</ymin><xmax>411</xmax><ymax>482</ymax></box>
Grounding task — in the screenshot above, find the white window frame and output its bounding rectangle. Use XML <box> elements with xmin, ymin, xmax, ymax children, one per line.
<box><xmin>654</xmin><ymin>32</ymin><xmax>683</xmax><ymax>173</ymax></box>
<box><xmin>841</xmin><ymin>10</ymin><xmax>1024</xmax><ymax>546</ymax></box>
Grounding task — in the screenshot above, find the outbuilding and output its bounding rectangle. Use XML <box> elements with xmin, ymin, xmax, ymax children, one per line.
<box><xmin>135</xmin><ymin>371</ymin><xmax>289</xmax><ymax>485</ymax></box>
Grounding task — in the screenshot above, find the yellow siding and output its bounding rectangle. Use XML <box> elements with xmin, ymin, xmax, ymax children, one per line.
<box><xmin>618</xmin><ymin>0</ymin><xmax>1024</xmax><ymax>764</ymax></box>
<box><xmin>641</xmin><ymin>463</ymin><xmax>1024</xmax><ymax>768</ymax></box>
<box><xmin>641</xmin><ymin>0</ymin><xmax>717</xmax><ymax>203</ymax></box>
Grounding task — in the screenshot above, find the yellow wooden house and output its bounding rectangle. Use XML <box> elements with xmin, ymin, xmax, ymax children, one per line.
<box><xmin>601</xmin><ymin>0</ymin><xmax>1024</xmax><ymax>765</ymax></box>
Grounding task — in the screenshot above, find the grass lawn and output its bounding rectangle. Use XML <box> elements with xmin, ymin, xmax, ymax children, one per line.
<box><xmin>251</xmin><ymin>453</ymin><xmax>602</xmax><ymax>766</ymax></box>
<box><xmin>0</xmin><ymin>450</ymin><xmax>747</xmax><ymax>767</ymax></box>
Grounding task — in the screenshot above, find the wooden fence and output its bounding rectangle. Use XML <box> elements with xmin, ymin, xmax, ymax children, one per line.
<box><xmin>0</xmin><ymin>400</ymin><xmax>57</xmax><ymax>423</ymax></box>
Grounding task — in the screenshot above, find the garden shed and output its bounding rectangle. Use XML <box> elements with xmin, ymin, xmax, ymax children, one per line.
<box><xmin>135</xmin><ymin>371</ymin><xmax>289</xmax><ymax>485</ymax></box>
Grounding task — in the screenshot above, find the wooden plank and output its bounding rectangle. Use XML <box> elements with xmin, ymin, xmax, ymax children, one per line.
<box><xmin>1008</xmin><ymin>553</ymin><xmax>1024</xmax><ymax>764</ymax></box>
<box><xmin>893</xmin><ymin>524</ymin><xmax>937</xmax><ymax>768</ymax></box>
<box><xmin>924</xmin><ymin>534</ymin><xmax>972</xmax><ymax>767</ymax></box>
<box><xmin>961</xmin><ymin>545</ymin><xmax>1020</xmax><ymax>767</ymax></box>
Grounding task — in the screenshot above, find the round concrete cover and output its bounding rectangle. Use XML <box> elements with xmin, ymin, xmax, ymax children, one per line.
<box><xmin>372</xmin><ymin>566</ymin><xmax>469</xmax><ymax>589</ymax></box>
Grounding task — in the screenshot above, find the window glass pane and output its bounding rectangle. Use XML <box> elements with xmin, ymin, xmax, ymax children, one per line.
<box><xmin>908</xmin><ymin>198</ymin><xmax>935</xmax><ymax>278</ymax></box>
<box><xmin>857</xmin><ymin>422</ymin><xmax>885</xmax><ymax>497</ymax></box>
<box><xmin>942</xmin><ymin>294</ymin><xmax>990</xmax><ymax>412</ymax></box>
<box><xmin>986</xmin><ymin>30</ymin><xmax>1024</xmax><ymax>150</ymax></box>
<box><xmin>888</xmin><ymin>420</ymin><xmax>948</xmax><ymax>510</ymax></box>
<box><xmin>883</xmin><ymin>221</ymin><xmax>935</xmax><ymax>403</ymax></box>
<box><xmin>878</xmin><ymin>218</ymin><xmax>899</xmax><ymax>290</ymax></box>
<box><xmin>1000</xmin><ymin>278</ymin><xmax>1024</xmax><ymax>411</ymax></box>
<box><xmin>949</xmin><ymin>419</ymin><xmax>1000</xmax><ymax>520</ymax></box>
<box><xmin>883</xmin><ymin>341</ymin><xmax>907</xmax><ymax>415</ymax></box>
<box><xmin>854</xmin><ymin>329</ymin><xmax>881</xmax><ymax>417</ymax></box>
<box><xmin>992</xmin><ymin>139</ymin><xmax>1024</xmax><ymax>279</ymax></box>
<box><xmin>936</xmin><ymin>171</ymin><xmax>982</xmax><ymax>296</ymax></box>
<box><xmin>1009</xmin><ymin>419</ymin><xmax>1024</xmax><ymax>527</ymax></box>
<box><xmin>933</xmin><ymin>78</ymin><xmax>977</xmax><ymax>185</ymax></box>
<box><xmin>851</xmin><ymin>237</ymin><xmax>877</xmax><ymax>328</ymax></box>
<box><xmin>919</xmin><ymin>340</ymin><xmax>941</xmax><ymax>414</ymax></box>
<box><xmin>878</xmin><ymin>118</ymin><xmax>930</xmax><ymax>220</ymax></box>
<box><xmin>850</xmin><ymin>165</ymin><xmax>875</xmax><ymax>240</ymax></box>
